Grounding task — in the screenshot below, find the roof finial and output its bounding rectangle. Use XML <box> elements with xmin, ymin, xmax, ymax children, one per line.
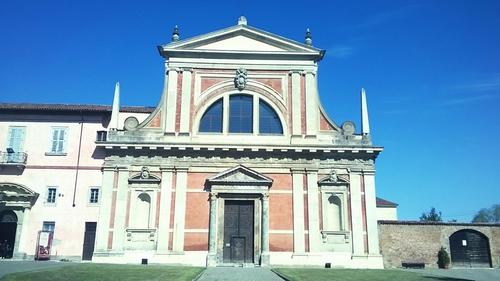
<box><xmin>361</xmin><ymin>88</ymin><xmax>370</xmax><ymax>135</ymax></box>
<box><xmin>305</xmin><ymin>28</ymin><xmax>312</xmax><ymax>46</ymax></box>
<box><xmin>238</xmin><ymin>16</ymin><xmax>247</xmax><ymax>25</ymax></box>
<box><xmin>172</xmin><ymin>25</ymin><xmax>180</xmax><ymax>42</ymax></box>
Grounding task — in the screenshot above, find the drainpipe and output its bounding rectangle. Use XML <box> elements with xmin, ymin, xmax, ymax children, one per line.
<box><xmin>72</xmin><ymin>112</ymin><xmax>84</xmax><ymax>207</ymax></box>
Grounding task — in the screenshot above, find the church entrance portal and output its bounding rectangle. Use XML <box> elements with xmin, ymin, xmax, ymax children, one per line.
<box><xmin>223</xmin><ymin>200</ymin><xmax>254</xmax><ymax>264</ymax></box>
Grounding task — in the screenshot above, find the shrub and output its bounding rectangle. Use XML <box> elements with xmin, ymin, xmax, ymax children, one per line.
<box><xmin>437</xmin><ymin>247</ymin><xmax>450</xmax><ymax>269</ymax></box>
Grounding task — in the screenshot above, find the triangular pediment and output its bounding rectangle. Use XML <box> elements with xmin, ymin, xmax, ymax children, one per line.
<box><xmin>194</xmin><ymin>34</ymin><xmax>287</xmax><ymax>52</ymax></box>
<box><xmin>159</xmin><ymin>24</ymin><xmax>324</xmax><ymax>59</ymax></box>
<box><xmin>207</xmin><ymin>165</ymin><xmax>273</xmax><ymax>186</ymax></box>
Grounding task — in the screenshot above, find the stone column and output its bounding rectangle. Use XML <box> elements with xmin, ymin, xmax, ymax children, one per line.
<box><xmin>349</xmin><ymin>170</ymin><xmax>365</xmax><ymax>256</ymax></box>
<box><xmin>94</xmin><ymin>166</ymin><xmax>115</xmax><ymax>253</ymax></box>
<box><xmin>112</xmin><ymin>168</ymin><xmax>129</xmax><ymax>252</ymax></box>
<box><xmin>305</xmin><ymin>71</ymin><xmax>318</xmax><ymax>136</ymax></box>
<box><xmin>260</xmin><ymin>193</ymin><xmax>270</xmax><ymax>266</ymax></box>
<box><xmin>290</xmin><ymin>71</ymin><xmax>302</xmax><ymax>136</ymax></box>
<box><xmin>165</xmin><ymin>69</ymin><xmax>179</xmax><ymax>134</ymax></box>
<box><xmin>12</xmin><ymin>209</ymin><xmax>26</xmax><ymax>259</ymax></box>
<box><xmin>291</xmin><ymin>168</ymin><xmax>305</xmax><ymax>254</ymax></box>
<box><xmin>14</xmin><ymin>208</ymin><xmax>30</xmax><ymax>258</ymax></box>
<box><xmin>179</xmin><ymin>69</ymin><xmax>192</xmax><ymax>135</ymax></box>
<box><xmin>207</xmin><ymin>192</ymin><xmax>218</xmax><ymax>266</ymax></box>
<box><xmin>157</xmin><ymin>166</ymin><xmax>174</xmax><ymax>254</ymax></box>
<box><xmin>172</xmin><ymin>167</ymin><xmax>188</xmax><ymax>253</ymax></box>
<box><xmin>363</xmin><ymin>171</ymin><xmax>381</xmax><ymax>255</ymax></box>
<box><xmin>306</xmin><ymin>169</ymin><xmax>321</xmax><ymax>252</ymax></box>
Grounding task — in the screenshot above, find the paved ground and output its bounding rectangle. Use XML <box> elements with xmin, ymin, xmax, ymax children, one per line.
<box><xmin>197</xmin><ymin>267</ymin><xmax>282</xmax><ymax>281</ymax></box>
<box><xmin>0</xmin><ymin>260</ymin><xmax>70</xmax><ymax>278</ymax></box>
<box><xmin>408</xmin><ymin>268</ymin><xmax>500</xmax><ymax>281</ymax></box>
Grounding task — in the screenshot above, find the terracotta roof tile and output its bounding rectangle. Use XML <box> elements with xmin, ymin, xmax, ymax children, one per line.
<box><xmin>0</xmin><ymin>103</ymin><xmax>155</xmax><ymax>114</ymax></box>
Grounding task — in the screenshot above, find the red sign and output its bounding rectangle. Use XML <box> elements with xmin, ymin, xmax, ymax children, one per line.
<box><xmin>35</xmin><ymin>231</ymin><xmax>53</xmax><ymax>260</ymax></box>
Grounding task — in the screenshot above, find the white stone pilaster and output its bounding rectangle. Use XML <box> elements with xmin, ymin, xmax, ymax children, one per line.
<box><xmin>157</xmin><ymin>166</ymin><xmax>174</xmax><ymax>254</ymax></box>
<box><xmin>363</xmin><ymin>171</ymin><xmax>381</xmax><ymax>255</ymax></box>
<box><xmin>291</xmin><ymin>72</ymin><xmax>302</xmax><ymax>135</ymax></box>
<box><xmin>292</xmin><ymin>169</ymin><xmax>305</xmax><ymax>254</ymax></box>
<box><xmin>111</xmin><ymin>169</ymin><xmax>128</xmax><ymax>252</ymax></box>
<box><xmin>305</xmin><ymin>72</ymin><xmax>318</xmax><ymax>136</ymax></box>
<box><xmin>179</xmin><ymin>69</ymin><xmax>192</xmax><ymax>134</ymax></box>
<box><xmin>165</xmin><ymin>69</ymin><xmax>179</xmax><ymax>134</ymax></box>
<box><xmin>172</xmin><ymin>167</ymin><xmax>188</xmax><ymax>253</ymax></box>
<box><xmin>94</xmin><ymin>167</ymin><xmax>115</xmax><ymax>252</ymax></box>
<box><xmin>207</xmin><ymin>192</ymin><xmax>218</xmax><ymax>266</ymax></box>
<box><xmin>349</xmin><ymin>172</ymin><xmax>365</xmax><ymax>256</ymax></box>
<box><xmin>306</xmin><ymin>169</ymin><xmax>320</xmax><ymax>252</ymax></box>
<box><xmin>261</xmin><ymin>193</ymin><xmax>270</xmax><ymax>265</ymax></box>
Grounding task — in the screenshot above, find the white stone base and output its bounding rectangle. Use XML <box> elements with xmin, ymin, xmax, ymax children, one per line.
<box><xmin>92</xmin><ymin>251</ymin><xmax>207</xmax><ymax>266</ymax></box>
<box><xmin>92</xmin><ymin>251</ymin><xmax>383</xmax><ymax>268</ymax></box>
<box><xmin>269</xmin><ymin>252</ymin><xmax>384</xmax><ymax>269</ymax></box>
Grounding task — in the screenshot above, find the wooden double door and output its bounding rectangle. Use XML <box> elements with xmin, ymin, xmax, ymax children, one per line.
<box><xmin>223</xmin><ymin>200</ymin><xmax>254</xmax><ymax>264</ymax></box>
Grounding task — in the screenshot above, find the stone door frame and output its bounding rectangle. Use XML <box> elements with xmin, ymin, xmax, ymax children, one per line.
<box><xmin>205</xmin><ymin>165</ymin><xmax>272</xmax><ymax>266</ymax></box>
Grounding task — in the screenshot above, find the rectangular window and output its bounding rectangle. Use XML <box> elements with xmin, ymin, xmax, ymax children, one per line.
<box><xmin>6</xmin><ymin>127</ymin><xmax>26</xmax><ymax>162</ymax></box>
<box><xmin>89</xmin><ymin>187</ymin><xmax>100</xmax><ymax>204</ymax></box>
<box><xmin>46</xmin><ymin>187</ymin><xmax>57</xmax><ymax>203</ymax></box>
<box><xmin>50</xmin><ymin>127</ymin><xmax>67</xmax><ymax>154</ymax></box>
<box><xmin>42</xmin><ymin>221</ymin><xmax>55</xmax><ymax>233</ymax></box>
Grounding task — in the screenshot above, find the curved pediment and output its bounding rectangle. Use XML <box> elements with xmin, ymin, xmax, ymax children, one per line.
<box><xmin>0</xmin><ymin>182</ymin><xmax>39</xmax><ymax>208</ymax></box>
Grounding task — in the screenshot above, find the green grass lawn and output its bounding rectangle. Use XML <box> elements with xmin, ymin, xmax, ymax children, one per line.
<box><xmin>272</xmin><ymin>268</ymin><xmax>471</xmax><ymax>281</ymax></box>
<box><xmin>0</xmin><ymin>263</ymin><xmax>204</xmax><ymax>281</ymax></box>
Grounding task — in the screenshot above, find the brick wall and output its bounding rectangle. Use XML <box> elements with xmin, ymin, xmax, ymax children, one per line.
<box><xmin>378</xmin><ymin>221</ymin><xmax>500</xmax><ymax>268</ymax></box>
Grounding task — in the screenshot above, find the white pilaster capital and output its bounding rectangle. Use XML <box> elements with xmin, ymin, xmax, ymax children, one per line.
<box><xmin>289</xmin><ymin>70</ymin><xmax>304</xmax><ymax>75</ymax></box>
<box><xmin>180</xmin><ymin>67</ymin><xmax>193</xmax><ymax>73</ymax></box>
<box><xmin>290</xmin><ymin>168</ymin><xmax>306</xmax><ymax>174</ymax></box>
<box><xmin>159</xmin><ymin>165</ymin><xmax>175</xmax><ymax>172</ymax></box>
<box><xmin>175</xmin><ymin>166</ymin><xmax>189</xmax><ymax>172</ymax></box>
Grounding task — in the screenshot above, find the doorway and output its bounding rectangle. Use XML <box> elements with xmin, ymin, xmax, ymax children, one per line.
<box><xmin>223</xmin><ymin>200</ymin><xmax>254</xmax><ymax>264</ymax></box>
<box><xmin>449</xmin><ymin>229</ymin><xmax>492</xmax><ymax>268</ymax></box>
<box><xmin>0</xmin><ymin>210</ymin><xmax>18</xmax><ymax>259</ymax></box>
<box><xmin>82</xmin><ymin>222</ymin><xmax>97</xmax><ymax>260</ymax></box>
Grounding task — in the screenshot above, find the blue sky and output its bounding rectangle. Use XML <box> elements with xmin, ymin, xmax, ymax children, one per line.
<box><xmin>1</xmin><ymin>0</ymin><xmax>499</xmax><ymax>221</ymax></box>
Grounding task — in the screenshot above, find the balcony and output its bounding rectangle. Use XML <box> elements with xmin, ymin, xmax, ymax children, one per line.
<box><xmin>0</xmin><ymin>151</ymin><xmax>28</xmax><ymax>170</ymax></box>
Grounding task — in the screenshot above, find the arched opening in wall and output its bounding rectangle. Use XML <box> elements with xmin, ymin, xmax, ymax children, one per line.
<box><xmin>136</xmin><ymin>193</ymin><xmax>152</xmax><ymax>229</ymax></box>
<box><xmin>325</xmin><ymin>195</ymin><xmax>342</xmax><ymax>231</ymax></box>
<box><xmin>0</xmin><ymin>210</ymin><xmax>18</xmax><ymax>259</ymax></box>
<box><xmin>449</xmin><ymin>229</ymin><xmax>492</xmax><ymax>268</ymax></box>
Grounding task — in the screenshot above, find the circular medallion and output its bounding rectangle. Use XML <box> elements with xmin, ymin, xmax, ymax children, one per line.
<box><xmin>342</xmin><ymin>121</ymin><xmax>355</xmax><ymax>135</ymax></box>
<box><xmin>124</xmin><ymin>117</ymin><xmax>139</xmax><ymax>131</ymax></box>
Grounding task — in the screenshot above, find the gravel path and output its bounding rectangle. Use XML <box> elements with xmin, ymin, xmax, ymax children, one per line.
<box><xmin>197</xmin><ymin>267</ymin><xmax>283</xmax><ymax>281</ymax></box>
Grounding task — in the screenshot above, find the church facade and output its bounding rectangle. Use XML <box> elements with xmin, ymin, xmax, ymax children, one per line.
<box><xmin>0</xmin><ymin>17</ymin><xmax>391</xmax><ymax>268</ymax></box>
<box><xmin>93</xmin><ymin>17</ymin><xmax>384</xmax><ymax>267</ymax></box>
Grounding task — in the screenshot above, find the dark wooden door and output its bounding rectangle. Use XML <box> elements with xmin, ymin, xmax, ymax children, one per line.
<box><xmin>450</xmin><ymin>230</ymin><xmax>492</xmax><ymax>268</ymax></box>
<box><xmin>223</xmin><ymin>200</ymin><xmax>254</xmax><ymax>264</ymax></box>
<box><xmin>82</xmin><ymin>222</ymin><xmax>97</xmax><ymax>261</ymax></box>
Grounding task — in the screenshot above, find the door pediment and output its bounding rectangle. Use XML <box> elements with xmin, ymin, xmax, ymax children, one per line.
<box><xmin>206</xmin><ymin>165</ymin><xmax>272</xmax><ymax>193</ymax></box>
<box><xmin>0</xmin><ymin>182</ymin><xmax>39</xmax><ymax>208</ymax></box>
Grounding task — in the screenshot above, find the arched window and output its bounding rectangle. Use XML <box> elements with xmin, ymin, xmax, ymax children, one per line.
<box><xmin>198</xmin><ymin>93</ymin><xmax>284</xmax><ymax>135</ymax></box>
<box><xmin>259</xmin><ymin>100</ymin><xmax>283</xmax><ymax>134</ymax></box>
<box><xmin>229</xmin><ymin>95</ymin><xmax>253</xmax><ymax>133</ymax></box>
<box><xmin>199</xmin><ymin>98</ymin><xmax>223</xmax><ymax>132</ymax></box>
